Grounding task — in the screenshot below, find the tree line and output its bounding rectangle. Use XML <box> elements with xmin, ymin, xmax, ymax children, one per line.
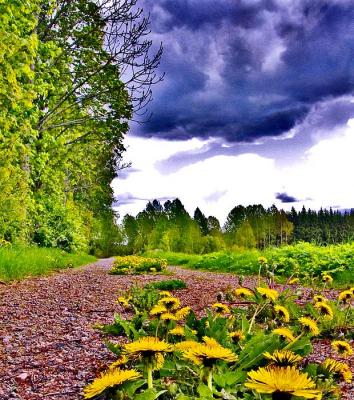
<box><xmin>121</xmin><ymin>199</ymin><xmax>354</xmax><ymax>254</ymax></box>
<box><xmin>0</xmin><ymin>1</ymin><xmax>160</xmax><ymax>255</ymax></box>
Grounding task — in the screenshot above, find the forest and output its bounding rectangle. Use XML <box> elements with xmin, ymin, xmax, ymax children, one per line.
<box><xmin>121</xmin><ymin>199</ymin><xmax>354</xmax><ymax>254</ymax></box>
<box><xmin>0</xmin><ymin>0</ymin><xmax>160</xmax><ymax>255</ymax></box>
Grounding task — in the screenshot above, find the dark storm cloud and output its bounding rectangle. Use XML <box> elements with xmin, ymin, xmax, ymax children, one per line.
<box><xmin>276</xmin><ymin>192</ymin><xmax>299</xmax><ymax>203</ymax></box>
<box><xmin>134</xmin><ymin>0</ymin><xmax>354</xmax><ymax>142</ymax></box>
<box><xmin>154</xmin><ymin>97</ymin><xmax>354</xmax><ymax>174</ymax></box>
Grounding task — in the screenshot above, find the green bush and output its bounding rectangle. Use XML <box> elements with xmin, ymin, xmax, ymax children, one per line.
<box><xmin>110</xmin><ymin>255</ymin><xmax>167</xmax><ymax>275</ymax></box>
<box><xmin>145</xmin><ymin>279</ymin><xmax>187</xmax><ymax>290</ymax></box>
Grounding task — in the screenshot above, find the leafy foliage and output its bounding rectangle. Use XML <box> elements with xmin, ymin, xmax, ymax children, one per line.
<box><xmin>145</xmin><ymin>241</ymin><xmax>354</xmax><ymax>285</ymax></box>
<box><xmin>145</xmin><ymin>279</ymin><xmax>187</xmax><ymax>291</ymax></box>
<box><xmin>0</xmin><ymin>1</ymin><xmax>161</xmax><ymax>254</ymax></box>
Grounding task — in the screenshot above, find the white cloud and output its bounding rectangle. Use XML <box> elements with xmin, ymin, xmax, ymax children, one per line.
<box><xmin>112</xmin><ymin>118</ymin><xmax>354</xmax><ymax>224</ymax></box>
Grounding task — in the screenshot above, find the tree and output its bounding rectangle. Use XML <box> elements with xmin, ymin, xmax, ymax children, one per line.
<box><xmin>235</xmin><ymin>220</ymin><xmax>256</xmax><ymax>249</ymax></box>
<box><xmin>194</xmin><ymin>207</ymin><xmax>209</xmax><ymax>236</ymax></box>
<box><xmin>0</xmin><ymin>1</ymin><xmax>162</xmax><ymax>251</ymax></box>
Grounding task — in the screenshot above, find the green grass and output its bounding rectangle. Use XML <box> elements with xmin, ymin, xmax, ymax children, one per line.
<box><xmin>0</xmin><ymin>245</ymin><xmax>96</xmax><ymax>281</ymax></box>
<box><xmin>144</xmin><ymin>279</ymin><xmax>187</xmax><ymax>290</ymax></box>
<box><xmin>144</xmin><ymin>242</ymin><xmax>354</xmax><ymax>286</ymax></box>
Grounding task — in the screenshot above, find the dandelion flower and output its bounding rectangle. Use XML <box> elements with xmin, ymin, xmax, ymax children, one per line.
<box><xmin>159</xmin><ymin>291</ymin><xmax>171</xmax><ymax>298</ymax></box>
<box><xmin>150</xmin><ymin>304</ymin><xmax>167</xmax><ymax>317</ymax></box>
<box><xmin>313</xmin><ymin>295</ymin><xmax>327</xmax><ymax>303</ymax></box>
<box><xmin>212</xmin><ymin>303</ymin><xmax>230</xmax><ymax>314</ymax></box>
<box><xmin>117</xmin><ymin>296</ymin><xmax>130</xmax><ymax>307</ymax></box>
<box><xmin>160</xmin><ymin>312</ymin><xmax>179</xmax><ymax>322</ymax></box>
<box><xmin>258</xmin><ymin>256</ymin><xmax>268</xmax><ymax>264</ymax></box>
<box><xmin>338</xmin><ymin>290</ymin><xmax>353</xmax><ymax>303</ymax></box>
<box><xmin>274</xmin><ymin>305</ymin><xmax>290</xmax><ymax>323</ymax></box>
<box><xmin>299</xmin><ymin>317</ymin><xmax>320</xmax><ymax>336</ymax></box>
<box><xmin>245</xmin><ymin>366</ymin><xmax>321</xmax><ymax>399</ymax></box>
<box><xmin>264</xmin><ymin>350</ymin><xmax>302</xmax><ymax>366</ymax></box>
<box><xmin>331</xmin><ymin>340</ymin><xmax>353</xmax><ymax>357</ymax></box>
<box><xmin>288</xmin><ymin>277</ymin><xmax>299</xmax><ymax>285</ymax></box>
<box><xmin>322</xmin><ymin>274</ymin><xmax>333</xmax><ymax>284</ymax></box>
<box><xmin>229</xmin><ymin>330</ymin><xmax>245</xmax><ymax>343</ymax></box>
<box><xmin>257</xmin><ymin>287</ymin><xmax>279</xmax><ymax>302</ymax></box>
<box><xmin>83</xmin><ymin>369</ymin><xmax>141</xmax><ymax>399</ymax></box>
<box><xmin>158</xmin><ymin>296</ymin><xmax>180</xmax><ymax>310</ymax></box>
<box><xmin>123</xmin><ymin>337</ymin><xmax>173</xmax><ymax>370</ymax></box>
<box><xmin>169</xmin><ymin>326</ymin><xmax>185</xmax><ymax>336</ymax></box>
<box><xmin>322</xmin><ymin>358</ymin><xmax>352</xmax><ymax>383</ymax></box>
<box><xmin>314</xmin><ymin>301</ymin><xmax>333</xmax><ymax>320</ymax></box>
<box><xmin>175</xmin><ymin>306</ymin><xmax>191</xmax><ymax>320</ymax></box>
<box><xmin>182</xmin><ymin>337</ymin><xmax>237</xmax><ymax>367</ymax></box>
<box><xmin>273</xmin><ymin>328</ymin><xmax>295</xmax><ymax>342</ymax></box>
<box><xmin>175</xmin><ymin>340</ymin><xmax>200</xmax><ymax>351</ymax></box>
<box><xmin>108</xmin><ymin>355</ymin><xmax>129</xmax><ymax>370</ymax></box>
<box><xmin>234</xmin><ymin>288</ymin><xmax>253</xmax><ymax>298</ymax></box>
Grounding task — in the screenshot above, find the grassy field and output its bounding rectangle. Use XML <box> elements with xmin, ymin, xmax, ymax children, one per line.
<box><xmin>0</xmin><ymin>246</ymin><xmax>96</xmax><ymax>281</ymax></box>
<box><xmin>144</xmin><ymin>242</ymin><xmax>354</xmax><ymax>286</ymax></box>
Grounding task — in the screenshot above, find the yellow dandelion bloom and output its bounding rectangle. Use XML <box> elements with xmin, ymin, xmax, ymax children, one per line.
<box><xmin>322</xmin><ymin>274</ymin><xmax>333</xmax><ymax>284</ymax></box>
<box><xmin>158</xmin><ymin>296</ymin><xmax>181</xmax><ymax>310</ymax></box>
<box><xmin>314</xmin><ymin>302</ymin><xmax>333</xmax><ymax>320</ymax></box>
<box><xmin>117</xmin><ymin>296</ymin><xmax>130</xmax><ymax>307</ymax></box>
<box><xmin>182</xmin><ymin>337</ymin><xmax>237</xmax><ymax>367</ymax></box>
<box><xmin>331</xmin><ymin>340</ymin><xmax>353</xmax><ymax>357</ymax></box>
<box><xmin>338</xmin><ymin>290</ymin><xmax>353</xmax><ymax>303</ymax></box>
<box><xmin>313</xmin><ymin>295</ymin><xmax>327</xmax><ymax>303</ymax></box>
<box><xmin>159</xmin><ymin>291</ymin><xmax>171</xmax><ymax>297</ymax></box>
<box><xmin>123</xmin><ymin>337</ymin><xmax>173</xmax><ymax>371</ymax></box>
<box><xmin>169</xmin><ymin>326</ymin><xmax>185</xmax><ymax>336</ymax></box>
<box><xmin>299</xmin><ymin>317</ymin><xmax>320</xmax><ymax>336</ymax></box>
<box><xmin>322</xmin><ymin>358</ymin><xmax>352</xmax><ymax>383</ymax></box>
<box><xmin>257</xmin><ymin>287</ymin><xmax>279</xmax><ymax>302</ymax></box>
<box><xmin>274</xmin><ymin>305</ymin><xmax>290</xmax><ymax>323</ymax></box>
<box><xmin>212</xmin><ymin>303</ymin><xmax>230</xmax><ymax>314</ymax></box>
<box><xmin>150</xmin><ymin>304</ymin><xmax>167</xmax><ymax>317</ymax></box>
<box><xmin>229</xmin><ymin>330</ymin><xmax>245</xmax><ymax>343</ymax></box>
<box><xmin>83</xmin><ymin>369</ymin><xmax>141</xmax><ymax>399</ymax></box>
<box><xmin>258</xmin><ymin>256</ymin><xmax>268</xmax><ymax>264</ymax></box>
<box><xmin>175</xmin><ymin>340</ymin><xmax>201</xmax><ymax>351</ymax></box>
<box><xmin>124</xmin><ymin>337</ymin><xmax>173</xmax><ymax>354</ymax></box>
<box><xmin>175</xmin><ymin>306</ymin><xmax>191</xmax><ymax>320</ymax></box>
<box><xmin>108</xmin><ymin>355</ymin><xmax>129</xmax><ymax>370</ymax></box>
<box><xmin>273</xmin><ymin>328</ymin><xmax>295</xmax><ymax>342</ymax></box>
<box><xmin>203</xmin><ymin>336</ymin><xmax>221</xmax><ymax>347</ymax></box>
<box><xmin>340</xmin><ymin>364</ymin><xmax>353</xmax><ymax>383</ymax></box>
<box><xmin>245</xmin><ymin>366</ymin><xmax>321</xmax><ymax>399</ymax></box>
<box><xmin>288</xmin><ymin>277</ymin><xmax>299</xmax><ymax>285</ymax></box>
<box><xmin>161</xmin><ymin>312</ymin><xmax>179</xmax><ymax>322</ymax></box>
<box><xmin>234</xmin><ymin>288</ymin><xmax>253</xmax><ymax>298</ymax></box>
<box><xmin>264</xmin><ymin>350</ymin><xmax>302</xmax><ymax>366</ymax></box>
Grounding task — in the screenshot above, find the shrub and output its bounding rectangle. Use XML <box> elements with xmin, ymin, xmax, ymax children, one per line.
<box><xmin>145</xmin><ymin>279</ymin><xmax>187</xmax><ymax>290</ymax></box>
<box><xmin>110</xmin><ymin>255</ymin><xmax>167</xmax><ymax>275</ymax></box>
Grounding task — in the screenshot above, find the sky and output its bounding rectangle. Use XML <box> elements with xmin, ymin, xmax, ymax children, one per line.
<box><xmin>112</xmin><ymin>0</ymin><xmax>354</xmax><ymax>223</ymax></box>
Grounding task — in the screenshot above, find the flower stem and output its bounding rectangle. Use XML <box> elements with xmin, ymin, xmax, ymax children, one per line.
<box><xmin>207</xmin><ymin>369</ymin><xmax>213</xmax><ymax>391</ymax></box>
<box><xmin>147</xmin><ymin>367</ymin><xmax>153</xmax><ymax>389</ymax></box>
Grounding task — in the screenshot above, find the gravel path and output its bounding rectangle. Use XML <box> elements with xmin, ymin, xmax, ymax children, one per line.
<box><xmin>0</xmin><ymin>260</ymin><xmax>352</xmax><ymax>399</ymax></box>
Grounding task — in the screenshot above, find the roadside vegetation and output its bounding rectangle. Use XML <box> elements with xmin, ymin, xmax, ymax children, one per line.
<box><xmin>86</xmin><ymin>279</ymin><xmax>353</xmax><ymax>400</ymax></box>
<box><xmin>144</xmin><ymin>242</ymin><xmax>354</xmax><ymax>287</ymax></box>
<box><xmin>0</xmin><ymin>244</ymin><xmax>95</xmax><ymax>281</ymax></box>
